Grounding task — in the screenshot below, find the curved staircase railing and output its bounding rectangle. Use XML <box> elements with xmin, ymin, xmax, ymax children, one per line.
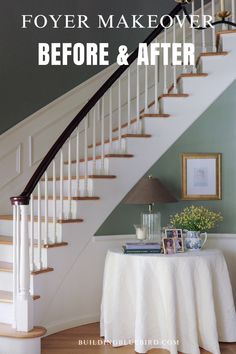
<box><xmin>8</xmin><ymin>0</ymin><xmax>235</xmax><ymax>332</ymax></box>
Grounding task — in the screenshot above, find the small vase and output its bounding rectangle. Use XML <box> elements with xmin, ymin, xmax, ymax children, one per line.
<box><xmin>184</xmin><ymin>231</ymin><xmax>208</xmax><ymax>251</ymax></box>
<box><xmin>134</xmin><ymin>224</ymin><xmax>148</xmax><ymax>243</ymax></box>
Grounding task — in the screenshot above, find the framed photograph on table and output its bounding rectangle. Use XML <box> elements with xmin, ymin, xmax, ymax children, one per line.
<box><xmin>164</xmin><ymin>229</ymin><xmax>184</xmax><ymax>253</ymax></box>
<box><xmin>181</xmin><ymin>153</ymin><xmax>222</xmax><ymax>200</ymax></box>
<box><xmin>162</xmin><ymin>238</ymin><xmax>175</xmax><ymax>255</ymax></box>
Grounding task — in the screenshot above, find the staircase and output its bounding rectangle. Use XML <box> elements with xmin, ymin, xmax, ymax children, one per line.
<box><xmin>1</xmin><ymin>1</ymin><xmax>236</xmax><ymax>353</ymax></box>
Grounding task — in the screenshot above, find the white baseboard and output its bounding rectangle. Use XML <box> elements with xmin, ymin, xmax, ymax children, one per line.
<box><xmin>44</xmin><ymin>313</ymin><xmax>100</xmax><ymax>337</ymax></box>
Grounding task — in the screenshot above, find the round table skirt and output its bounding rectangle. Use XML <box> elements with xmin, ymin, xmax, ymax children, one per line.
<box><xmin>100</xmin><ymin>249</ymin><xmax>236</xmax><ymax>354</ymax></box>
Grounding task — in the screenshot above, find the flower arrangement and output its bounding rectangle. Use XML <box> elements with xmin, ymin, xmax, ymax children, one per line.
<box><xmin>169</xmin><ymin>206</ymin><xmax>223</xmax><ymax>232</ymax></box>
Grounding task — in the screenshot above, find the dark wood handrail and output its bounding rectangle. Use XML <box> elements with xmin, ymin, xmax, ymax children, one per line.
<box><xmin>10</xmin><ymin>4</ymin><xmax>182</xmax><ymax>205</ymax></box>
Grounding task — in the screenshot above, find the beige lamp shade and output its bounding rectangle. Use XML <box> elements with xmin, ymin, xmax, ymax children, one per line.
<box><xmin>123</xmin><ymin>176</ymin><xmax>177</xmax><ymax>204</ymax></box>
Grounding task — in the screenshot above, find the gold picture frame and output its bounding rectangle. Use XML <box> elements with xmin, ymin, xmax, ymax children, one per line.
<box><xmin>182</xmin><ymin>153</ymin><xmax>222</xmax><ymax>200</ymax></box>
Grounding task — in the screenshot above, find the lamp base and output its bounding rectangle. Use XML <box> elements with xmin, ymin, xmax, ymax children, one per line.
<box><xmin>141</xmin><ymin>211</ymin><xmax>161</xmax><ymax>243</ymax></box>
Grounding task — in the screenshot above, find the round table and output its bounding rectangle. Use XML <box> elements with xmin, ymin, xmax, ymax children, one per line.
<box><xmin>100</xmin><ymin>249</ymin><xmax>236</xmax><ymax>354</ymax></box>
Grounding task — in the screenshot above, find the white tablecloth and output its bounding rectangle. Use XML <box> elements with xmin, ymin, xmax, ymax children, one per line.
<box><xmin>100</xmin><ymin>249</ymin><xmax>236</xmax><ymax>354</ymax></box>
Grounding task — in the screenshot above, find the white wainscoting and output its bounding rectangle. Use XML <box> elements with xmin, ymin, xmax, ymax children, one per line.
<box><xmin>0</xmin><ymin>63</ymin><xmax>118</xmax><ymax>214</ymax></box>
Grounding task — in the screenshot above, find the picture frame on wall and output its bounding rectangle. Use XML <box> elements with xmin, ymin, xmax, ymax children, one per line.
<box><xmin>181</xmin><ymin>153</ymin><xmax>222</xmax><ymax>200</ymax></box>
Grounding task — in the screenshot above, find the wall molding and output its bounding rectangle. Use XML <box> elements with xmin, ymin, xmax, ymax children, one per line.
<box><xmin>94</xmin><ymin>233</ymin><xmax>236</xmax><ymax>241</ymax></box>
<box><xmin>0</xmin><ymin>144</ymin><xmax>22</xmax><ymax>191</ymax></box>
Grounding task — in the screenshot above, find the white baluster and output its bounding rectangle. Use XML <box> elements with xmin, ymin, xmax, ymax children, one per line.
<box><xmin>212</xmin><ymin>0</ymin><xmax>216</xmax><ymax>52</ymax></box>
<box><xmin>109</xmin><ymin>89</ymin><xmax>113</xmax><ymax>153</ymax></box>
<box><xmin>16</xmin><ymin>206</ymin><xmax>20</xmax><ymax>295</ymax></box>
<box><xmin>163</xmin><ymin>28</ymin><xmax>168</xmax><ymax>94</ymax></box>
<box><xmin>232</xmin><ymin>0</ymin><xmax>235</xmax><ymax>25</ymax></box>
<box><xmin>16</xmin><ymin>204</ymin><xmax>33</xmax><ymax>332</ymax></box>
<box><xmin>37</xmin><ymin>184</ymin><xmax>42</xmax><ymax>268</ymax></box>
<box><xmin>154</xmin><ymin>38</ymin><xmax>159</xmax><ymax>113</ymax></box>
<box><xmin>100</xmin><ymin>98</ymin><xmax>105</xmax><ymax>173</ymax></box>
<box><xmin>67</xmin><ymin>139</ymin><xmax>72</xmax><ymax>219</ymax></box>
<box><xmin>127</xmin><ymin>68</ymin><xmax>131</xmax><ymax>130</ymax></box>
<box><xmin>44</xmin><ymin>172</ymin><xmax>48</xmax><ymax>245</ymax></box>
<box><xmin>30</xmin><ymin>196</ymin><xmax>35</xmax><ymax>271</ymax></box>
<box><xmin>182</xmin><ymin>18</ymin><xmax>187</xmax><ymax>73</ymax></box>
<box><xmin>118</xmin><ymin>79</ymin><xmax>122</xmax><ymax>144</ymax></box>
<box><xmin>173</xmin><ymin>18</ymin><xmax>178</xmax><ymax>93</ymax></box>
<box><xmin>76</xmin><ymin>128</ymin><xmax>80</xmax><ymax>192</ymax></box>
<box><xmin>12</xmin><ymin>205</ymin><xmax>17</xmax><ymax>328</ymax></box>
<box><xmin>92</xmin><ymin>109</ymin><xmax>96</xmax><ymax>173</ymax></box>
<box><xmin>191</xmin><ymin>1</ymin><xmax>197</xmax><ymax>72</ymax></box>
<box><xmin>201</xmin><ymin>0</ymin><xmax>207</xmax><ymax>52</ymax></box>
<box><xmin>60</xmin><ymin>151</ymin><xmax>64</xmax><ymax>220</ymax></box>
<box><xmin>144</xmin><ymin>61</ymin><xmax>148</xmax><ymax>113</ymax></box>
<box><xmin>136</xmin><ymin>62</ymin><xmax>140</xmax><ymax>132</ymax></box>
<box><xmin>52</xmin><ymin>159</ymin><xmax>57</xmax><ymax>243</ymax></box>
<box><xmin>84</xmin><ymin>115</ymin><xmax>89</xmax><ymax>191</ymax></box>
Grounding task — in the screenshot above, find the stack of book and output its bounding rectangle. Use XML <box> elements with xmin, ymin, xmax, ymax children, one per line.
<box><xmin>122</xmin><ymin>242</ymin><xmax>161</xmax><ymax>254</ymax></box>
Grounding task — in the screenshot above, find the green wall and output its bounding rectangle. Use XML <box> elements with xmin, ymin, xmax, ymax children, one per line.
<box><xmin>0</xmin><ymin>1</ymin><xmax>205</xmax><ymax>134</ymax></box>
<box><xmin>96</xmin><ymin>80</ymin><xmax>236</xmax><ymax>235</ymax></box>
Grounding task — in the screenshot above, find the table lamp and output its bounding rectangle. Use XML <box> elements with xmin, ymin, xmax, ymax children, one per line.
<box><xmin>123</xmin><ymin>175</ymin><xmax>177</xmax><ymax>243</ymax></box>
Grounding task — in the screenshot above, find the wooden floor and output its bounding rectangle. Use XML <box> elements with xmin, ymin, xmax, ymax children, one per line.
<box><xmin>41</xmin><ymin>322</ymin><xmax>236</xmax><ymax>354</ymax></box>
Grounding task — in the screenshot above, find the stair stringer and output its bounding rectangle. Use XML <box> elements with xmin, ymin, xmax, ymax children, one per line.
<box><xmin>28</xmin><ymin>35</ymin><xmax>236</xmax><ymax>334</ymax></box>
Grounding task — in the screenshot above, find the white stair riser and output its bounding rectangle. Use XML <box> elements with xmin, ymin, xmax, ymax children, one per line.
<box><xmin>0</xmin><ymin>219</ymin><xmax>62</xmax><ymax>243</ymax></box>
<box><xmin>0</xmin><ymin>220</ymin><xmax>13</xmax><ymax>237</ymax></box>
<box><xmin>178</xmin><ymin>77</ymin><xmax>209</xmax><ymax>95</ymax></box>
<box><xmin>32</xmin><ymin>199</ymin><xmax>99</xmax><ymax>219</ymax></box>
<box><xmin>220</xmin><ymin>33</ymin><xmax>236</xmax><ymax>52</ymax></box>
<box><xmin>33</xmin><ymin>199</ymin><xmax>79</xmax><ymax>219</ymax></box>
<box><xmin>200</xmin><ymin>55</ymin><xmax>231</xmax><ymax>74</ymax></box>
<box><xmin>39</xmin><ymin>178</ymin><xmax>94</xmax><ymax>197</ymax></box>
<box><xmin>86</xmin><ymin>138</ymin><xmax>128</xmax><ymax>156</ymax></box>
<box><xmin>0</xmin><ymin>337</ymin><xmax>41</xmax><ymax>354</ymax></box>
<box><xmin>0</xmin><ymin>302</ymin><xmax>13</xmax><ymax>324</ymax></box>
<box><xmin>0</xmin><ymin>244</ymin><xmax>13</xmax><ymax>263</ymax></box>
<box><xmin>65</xmin><ymin>158</ymin><xmax>110</xmax><ymax>176</ymax></box>
<box><xmin>0</xmin><ymin>272</ymin><xmax>13</xmax><ymax>292</ymax></box>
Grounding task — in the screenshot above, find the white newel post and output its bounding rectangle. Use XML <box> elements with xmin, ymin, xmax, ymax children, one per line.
<box><xmin>13</xmin><ymin>202</ymin><xmax>34</xmax><ymax>332</ymax></box>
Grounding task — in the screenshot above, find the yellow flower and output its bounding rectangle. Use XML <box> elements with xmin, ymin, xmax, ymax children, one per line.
<box><xmin>169</xmin><ymin>206</ymin><xmax>223</xmax><ymax>232</ymax></box>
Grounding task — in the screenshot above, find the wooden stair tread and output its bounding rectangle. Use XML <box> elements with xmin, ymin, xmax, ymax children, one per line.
<box><xmin>0</xmin><ymin>215</ymin><xmax>83</xmax><ymax>224</ymax></box>
<box><xmin>33</xmin><ymin>196</ymin><xmax>100</xmax><ymax>201</ymax></box>
<box><xmin>158</xmin><ymin>93</ymin><xmax>189</xmax><ymax>100</ymax></box>
<box><xmin>88</xmin><ymin>134</ymin><xmax>151</xmax><ymax>148</ymax></box>
<box><xmin>0</xmin><ymin>261</ymin><xmax>13</xmax><ymax>272</ymax></box>
<box><xmin>65</xmin><ymin>153</ymin><xmax>134</xmax><ymax>164</ymax></box>
<box><xmin>0</xmin><ymin>236</ymin><xmax>13</xmax><ymax>245</ymax></box>
<box><xmin>199</xmin><ymin>51</ymin><xmax>228</xmax><ymax>57</ymax></box>
<box><xmin>0</xmin><ymin>323</ymin><xmax>47</xmax><ymax>339</ymax></box>
<box><xmin>71</xmin><ymin>196</ymin><xmax>100</xmax><ymax>200</ymax></box>
<box><xmin>0</xmin><ymin>236</ymin><xmax>68</xmax><ymax>249</ymax></box>
<box><xmin>0</xmin><ymin>290</ymin><xmax>40</xmax><ymax>303</ymax></box>
<box><xmin>179</xmin><ymin>73</ymin><xmax>208</xmax><ymax>78</ymax></box>
<box><xmin>216</xmin><ymin>29</ymin><xmax>236</xmax><ymax>36</ymax></box>
<box><xmin>43</xmin><ymin>175</ymin><xmax>116</xmax><ymax>181</ymax></box>
<box><xmin>43</xmin><ymin>242</ymin><xmax>68</xmax><ymax>248</ymax></box>
<box><xmin>0</xmin><ymin>262</ymin><xmax>54</xmax><ymax>275</ymax></box>
<box><xmin>31</xmin><ymin>267</ymin><xmax>54</xmax><ymax>275</ymax></box>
